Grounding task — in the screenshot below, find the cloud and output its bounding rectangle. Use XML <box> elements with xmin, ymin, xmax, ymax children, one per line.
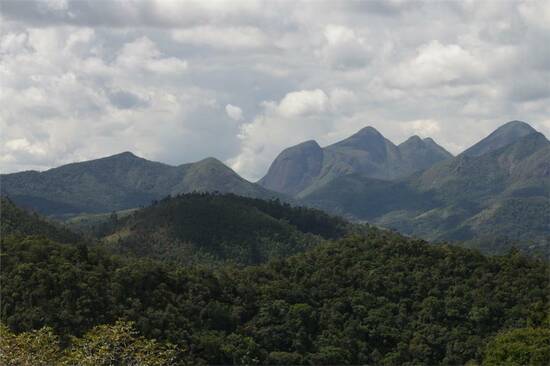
<box><xmin>109</xmin><ymin>90</ymin><xmax>150</xmax><ymax>110</ymax></box>
<box><xmin>0</xmin><ymin>0</ymin><xmax>548</xmax><ymax>178</ymax></box>
<box><xmin>277</xmin><ymin>89</ymin><xmax>328</xmax><ymax>117</ymax></box>
<box><xmin>319</xmin><ymin>25</ymin><xmax>370</xmax><ymax>70</ymax></box>
<box><xmin>387</xmin><ymin>40</ymin><xmax>487</xmax><ymax>88</ymax></box>
<box><xmin>229</xmin><ymin>88</ymin><xmax>356</xmax><ymax>180</ymax></box>
<box><xmin>172</xmin><ymin>26</ymin><xmax>268</xmax><ymax>49</ymax></box>
<box><xmin>225</xmin><ymin>104</ymin><xmax>243</xmax><ymax>121</ymax></box>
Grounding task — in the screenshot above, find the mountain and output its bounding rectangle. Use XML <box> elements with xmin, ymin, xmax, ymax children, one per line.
<box><xmin>461</xmin><ymin>120</ymin><xmax>536</xmax><ymax>157</ymax></box>
<box><xmin>259</xmin><ymin>126</ymin><xmax>452</xmax><ymax>197</ymax></box>
<box><xmin>95</xmin><ymin>192</ymin><xmax>350</xmax><ymax>265</ymax></box>
<box><xmin>398</xmin><ymin>136</ymin><xmax>454</xmax><ymax>171</ymax></box>
<box><xmin>258</xmin><ymin>140</ymin><xmax>324</xmax><ymax>196</ymax></box>
<box><xmin>0</xmin><ymin>152</ymin><xmax>281</xmax><ymax>216</ymax></box>
<box><xmin>301</xmin><ymin>123</ymin><xmax>550</xmax><ymax>255</ymax></box>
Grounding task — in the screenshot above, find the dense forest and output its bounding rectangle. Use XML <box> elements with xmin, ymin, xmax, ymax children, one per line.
<box><xmin>2</xmin><ymin>195</ymin><xmax>549</xmax><ymax>365</ymax></box>
<box><xmin>88</xmin><ymin>193</ymin><xmax>351</xmax><ymax>265</ymax></box>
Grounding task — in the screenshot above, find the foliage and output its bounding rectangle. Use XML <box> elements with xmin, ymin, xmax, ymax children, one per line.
<box><xmin>0</xmin><ymin>197</ymin><xmax>81</xmax><ymax>243</ymax></box>
<box><xmin>98</xmin><ymin>192</ymin><xmax>350</xmax><ymax>265</ymax></box>
<box><xmin>2</xmin><ymin>229</ymin><xmax>548</xmax><ymax>365</ymax></box>
<box><xmin>483</xmin><ymin>327</ymin><xmax>550</xmax><ymax>366</ymax></box>
<box><xmin>63</xmin><ymin>320</ymin><xmax>187</xmax><ymax>365</ymax></box>
<box><xmin>0</xmin><ymin>321</ymin><xmax>189</xmax><ymax>366</ymax></box>
<box><xmin>0</xmin><ymin>323</ymin><xmax>61</xmax><ymax>365</ymax></box>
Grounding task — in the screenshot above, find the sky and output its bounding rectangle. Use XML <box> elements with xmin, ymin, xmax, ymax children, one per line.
<box><xmin>1</xmin><ymin>0</ymin><xmax>549</xmax><ymax>180</ymax></box>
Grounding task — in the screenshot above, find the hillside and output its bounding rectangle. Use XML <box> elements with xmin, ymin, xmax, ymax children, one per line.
<box><xmin>259</xmin><ymin>126</ymin><xmax>452</xmax><ymax>196</ymax></box>
<box><xmin>0</xmin><ymin>197</ymin><xmax>81</xmax><ymax>244</ymax></box>
<box><xmin>97</xmin><ymin>193</ymin><xmax>351</xmax><ymax>265</ymax></box>
<box><xmin>2</xmin><ymin>230</ymin><xmax>548</xmax><ymax>365</ymax></box>
<box><xmin>0</xmin><ymin>153</ymin><xmax>280</xmax><ymax>216</ymax></box>
<box><xmin>302</xmin><ymin>127</ymin><xmax>550</xmax><ymax>255</ymax></box>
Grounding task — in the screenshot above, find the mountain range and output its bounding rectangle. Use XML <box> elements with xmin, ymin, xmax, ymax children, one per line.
<box><xmin>1</xmin><ymin>120</ymin><xmax>548</xmax><ymax>255</ymax></box>
<box><xmin>258</xmin><ymin>126</ymin><xmax>453</xmax><ymax>196</ymax></box>
<box><xmin>0</xmin><ymin>153</ymin><xmax>279</xmax><ymax>216</ymax></box>
<box><xmin>297</xmin><ymin>121</ymin><xmax>549</xmax><ymax>254</ymax></box>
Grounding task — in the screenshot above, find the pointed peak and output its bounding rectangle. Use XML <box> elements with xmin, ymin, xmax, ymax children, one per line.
<box><xmin>118</xmin><ymin>151</ymin><xmax>137</xmax><ymax>157</ymax></box>
<box><xmin>398</xmin><ymin>135</ymin><xmax>423</xmax><ymax>148</ymax></box>
<box><xmin>86</xmin><ymin>151</ymin><xmax>143</xmax><ymax>163</ymax></box>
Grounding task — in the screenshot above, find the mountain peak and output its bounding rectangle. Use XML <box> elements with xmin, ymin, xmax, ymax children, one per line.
<box><xmin>298</xmin><ymin>139</ymin><xmax>321</xmax><ymax>149</ymax></box>
<box><xmin>354</xmin><ymin>126</ymin><xmax>383</xmax><ymax>138</ymax></box>
<box><xmin>401</xmin><ymin>135</ymin><xmax>423</xmax><ymax>145</ymax></box>
<box><xmin>258</xmin><ymin>139</ymin><xmax>324</xmax><ymax>195</ymax></box>
<box><xmin>462</xmin><ymin>120</ymin><xmax>538</xmax><ymax>157</ymax></box>
<box><xmin>499</xmin><ymin>120</ymin><xmax>535</xmax><ymax>130</ymax></box>
<box><xmin>328</xmin><ymin>125</ymin><xmax>387</xmax><ymax>151</ymax></box>
<box><xmin>106</xmin><ymin>151</ymin><xmax>140</xmax><ymax>160</ymax></box>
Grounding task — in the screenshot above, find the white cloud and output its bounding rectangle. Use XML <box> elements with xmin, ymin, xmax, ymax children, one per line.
<box><xmin>277</xmin><ymin>89</ymin><xmax>328</xmax><ymax>117</ymax></box>
<box><xmin>225</xmin><ymin>104</ymin><xmax>243</xmax><ymax>121</ymax></box>
<box><xmin>116</xmin><ymin>37</ymin><xmax>188</xmax><ymax>74</ymax></box>
<box><xmin>0</xmin><ymin>0</ymin><xmax>548</xmax><ymax>177</ymax></box>
<box><xmin>387</xmin><ymin>40</ymin><xmax>487</xmax><ymax>88</ymax></box>
<box><xmin>320</xmin><ymin>25</ymin><xmax>370</xmax><ymax>70</ymax></box>
<box><xmin>172</xmin><ymin>26</ymin><xmax>268</xmax><ymax>49</ymax></box>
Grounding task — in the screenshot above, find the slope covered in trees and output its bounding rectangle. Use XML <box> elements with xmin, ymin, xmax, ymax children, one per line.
<box><xmin>2</xmin><ymin>229</ymin><xmax>548</xmax><ymax>365</ymax></box>
<box><xmin>0</xmin><ymin>197</ymin><xmax>81</xmax><ymax>244</ymax></box>
<box><xmin>0</xmin><ymin>153</ymin><xmax>281</xmax><ymax>216</ymax></box>
<box><xmin>96</xmin><ymin>193</ymin><xmax>350</xmax><ymax>265</ymax></box>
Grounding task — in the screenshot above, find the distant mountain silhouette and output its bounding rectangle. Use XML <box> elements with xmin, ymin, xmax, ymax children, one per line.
<box><xmin>1</xmin><ymin>153</ymin><xmax>280</xmax><ymax>216</ymax></box>
<box><xmin>259</xmin><ymin>126</ymin><xmax>452</xmax><ymax>196</ymax></box>
<box><xmin>302</xmin><ymin>122</ymin><xmax>549</xmax><ymax>255</ymax></box>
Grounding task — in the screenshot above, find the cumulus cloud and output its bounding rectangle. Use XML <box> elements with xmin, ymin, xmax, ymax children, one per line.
<box><xmin>0</xmin><ymin>0</ymin><xmax>548</xmax><ymax>179</ymax></box>
<box><xmin>277</xmin><ymin>89</ymin><xmax>329</xmax><ymax>117</ymax></box>
<box><xmin>387</xmin><ymin>40</ymin><xmax>487</xmax><ymax>88</ymax></box>
<box><xmin>225</xmin><ymin>104</ymin><xmax>243</xmax><ymax>121</ymax></box>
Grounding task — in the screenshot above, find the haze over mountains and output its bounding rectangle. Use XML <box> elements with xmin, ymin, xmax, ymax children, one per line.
<box><xmin>0</xmin><ymin>153</ymin><xmax>279</xmax><ymax>216</ymax></box>
<box><xmin>1</xmin><ymin>120</ymin><xmax>548</xmax><ymax>255</ymax></box>
<box><xmin>300</xmin><ymin>121</ymin><xmax>550</xmax><ymax>254</ymax></box>
<box><xmin>259</xmin><ymin>126</ymin><xmax>453</xmax><ymax>197</ymax></box>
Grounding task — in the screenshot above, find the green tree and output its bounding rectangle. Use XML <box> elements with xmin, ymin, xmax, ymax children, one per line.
<box><xmin>62</xmin><ymin>320</ymin><xmax>187</xmax><ymax>366</ymax></box>
<box><xmin>483</xmin><ymin>327</ymin><xmax>550</xmax><ymax>366</ymax></box>
<box><xmin>0</xmin><ymin>324</ymin><xmax>61</xmax><ymax>366</ymax></box>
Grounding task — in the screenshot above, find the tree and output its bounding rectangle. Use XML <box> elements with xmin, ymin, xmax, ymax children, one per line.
<box><xmin>63</xmin><ymin>320</ymin><xmax>187</xmax><ymax>366</ymax></box>
<box><xmin>0</xmin><ymin>324</ymin><xmax>61</xmax><ymax>366</ymax></box>
<box><xmin>483</xmin><ymin>327</ymin><xmax>550</xmax><ymax>366</ymax></box>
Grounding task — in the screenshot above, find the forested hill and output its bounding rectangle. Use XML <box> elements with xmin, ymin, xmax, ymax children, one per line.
<box><xmin>0</xmin><ymin>152</ymin><xmax>282</xmax><ymax>216</ymax></box>
<box><xmin>2</xmin><ymin>230</ymin><xmax>548</xmax><ymax>365</ymax></box>
<box><xmin>0</xmin><ymin>197</ymin><xmax>81</xmax><ymax>243</ymax></box>
<box><xmin>96</xmin><ymin>193</ymin><xmax>351</xmax><ymax>265</ymax></box>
